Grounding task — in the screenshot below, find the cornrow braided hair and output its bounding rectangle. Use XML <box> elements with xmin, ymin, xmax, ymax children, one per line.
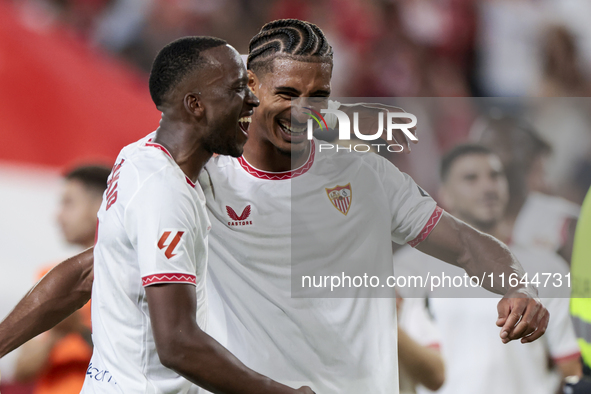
<box><xmin>247</xmin><ymin>19</ymin><xmax>333</xmax><ymax>75</ymax></box>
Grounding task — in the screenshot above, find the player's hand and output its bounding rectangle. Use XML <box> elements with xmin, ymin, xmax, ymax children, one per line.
<box><xmin>341</xmin><ymin>103</ymin><xmax>418</xmax><ymax>153</ymax></box>
<box><xmin>496</xmin><ymin>287</ymin><xmax>549</xmax><ymax>344</ymax></box>
<box><xmin>294</xmin><ymin>386</ymin><xmax>315</xmax><ymax>394</ymax></box>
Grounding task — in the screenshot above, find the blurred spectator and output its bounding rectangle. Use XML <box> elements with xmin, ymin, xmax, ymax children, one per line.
<box><xmin>476</xmin><ymin>0</ymin><xmax>544</xmax><ymax>96</ymax></box>
<box><xmin>56</xmin><ymin>165</ymin><xmax>110</xmax><ymax>248</ymax></box>
<box><xmin>92</xmin><ymin>0</ymin><xmax>154</xmax><ymax>53</ymax></box>
<box><xmin>540</xmin><ymin>25</ymin><xmax>591</xmax><ymax>97</ymax></box>
<box><xmin>394</xmin><ymin>144</ymin><xmax>581</xmax><ymax>394</ymax></box>
<box><xmin>397</xmin><ymin>296</ymin><xmax>445</xmax><ymax>394</ymax></box>
<box><xmin>17</xmin><ymin>0</ymin><xmax>113</xmax><ymax>38</ymax></box>
<box><xmin>10</xmin><ymin>0</ymin><xmax>591</xmax><ymax>101</ymax></box>
<box><xmin>528</xmin><ymin>98</ymin><xmax>591</xmax><ymax>204</ymax></box>
<box><xmin>472</xmin><ymin>114</ymin><xmax>580</xmax><ymax>263</ymax></box>
<box><xmin>13</xmin><ymin>165</ymin><xmax>110</xmax><ymax>394</ymax></box>
<box><xmin>477</xmin><ymin>0</ymin><xmax>591</xmax><ymax>97</ymax></box>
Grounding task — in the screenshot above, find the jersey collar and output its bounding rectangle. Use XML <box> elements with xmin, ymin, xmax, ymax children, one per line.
<box><xmin>237</xmin><ymin>140</ymin><xmax>315</xmax><ymax>180</ymax></box>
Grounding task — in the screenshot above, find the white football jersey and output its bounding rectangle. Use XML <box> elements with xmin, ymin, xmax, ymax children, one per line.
<box><xmin>83</xmin><ymin>132</ymin><xmax>209</xmax><ymax>394</ymax></box>
<box><xmin>398</xmin><ymin>298</ymin><xmax>441</xmax><ymax>394</ymax></box>
<box><xmin>512</xmin><ymin>192</ymin><xmax>580</xmax><ymax>252</ymax></box>
<box><xmin>200</xmin><ymin>140</ymin><xmax>440</xmax><ymax>393</ymax></box>
<box><xmin>393</xmin><ymin>245</ymin><xmax>580</xmax><ymax>394</ymax></box>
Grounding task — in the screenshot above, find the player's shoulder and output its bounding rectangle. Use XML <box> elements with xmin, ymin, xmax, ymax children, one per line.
<box><xmin>200</xmin><ymin>155</ymin><xmax>241</xmax><ymax>190</ymax></box>
<box><xmin>122</xmin><ymin>133</ymin><xmax>185</xmax><ymax>186</ymax></box>
<box><xmin>204</xmin><ymin>154</ymin><xmax>240</xmax><ymax>173</ymax></box>
<box><xmin>112</xmin><ymin>133</ymin><xmax>195</xmax><ymax>205</ymax></box>
<box><xmin>510</xmin><ymin>244</ymin><xmax>569</xmax><ymax>275</ymax></box>
<box><xmin>525</xmin><ymin>192</ymin><xmax>580</xmax><ymax>218</ymax></box>
<box><xmin>116</xmin><ymin>132</ymin><xmax>155</xmax><ymax>161</ymax></box>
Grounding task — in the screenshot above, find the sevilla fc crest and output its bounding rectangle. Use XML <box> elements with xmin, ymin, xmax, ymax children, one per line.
<box><xmin>326</xmin><ymin>183</ymin><xmax>352</xmax><ymax>215</ymax></box>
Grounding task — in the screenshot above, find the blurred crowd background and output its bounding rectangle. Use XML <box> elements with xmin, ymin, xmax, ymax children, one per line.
<box><xmin>11</xmin><ymin>0</ymin><xmax>591</xmax><ymax>98</ymax></box>
<box><xmin>4</xmin><ymin>0</ymin><xmax>591</xmax><ymax>201</ymax></box>
<box><xmin>2</xmin><ymin>0</ymin><xmax>591</xmax><ymax>393</ymax></box>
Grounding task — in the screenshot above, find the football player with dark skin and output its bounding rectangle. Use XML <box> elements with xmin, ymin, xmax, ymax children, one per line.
<box><xmin>1</xmin><ymin>37</ymin><xmax>314</xmax><ymax>394</ymax></box>
<box><xmin>0</xmin><ymin>20</ymin><xmax>547</xmax><ymax>390</ymax></box>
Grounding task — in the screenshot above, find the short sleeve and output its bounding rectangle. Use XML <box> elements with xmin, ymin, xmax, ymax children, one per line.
<box><xmin>124</xmin><ymin>169</ymin><xmax>200</xmax><ymax>287</ymax></box>
<box><xmin>378</xmin><ymin>158</ymin><xmax>441</xmax><ymax>246</ymax></box>
<box><xmin>543</xmin><ymin>295</ymin><xmax>581</xmax><ymax>362</ymax></box>
<box><xmin>398</xmin><ymin>297</ymin><xmax>440</xmax><ymax>348</ymax></box>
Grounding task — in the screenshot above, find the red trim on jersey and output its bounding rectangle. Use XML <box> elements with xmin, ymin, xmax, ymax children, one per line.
<box><xmin>426</xmin><ymin>343</ymin><xmax>441</xmax><ymax>350</ymax></box>
<box><xmin>408</xmin><ymin>206</ymin><xmax>444</xmax><ymax>248</ymax></box>
<box><xmin>552</xmin><ymin>351</ymin><xmax>581</xmax><ymax>364</ymax></box>
<box><xmin>238</xmin><ymin>140</ymin><xmax>315</xmax><ymax>180</ymax></box>
<box><xmin>145</xmin><ymin>141</ymin><xmax>173</xmax><ymax>159</ymax></box>
<box><xmin>146</xmin><ymin>140</ymin><xmax>196</xmax><ymax>187</ymax></box>
<box><xmin>94</xmin><ymin>219</ymin><xmax>99</xmax><ymax>246</ymax></box>
<box><xmin>185</xmin><ymin>177</ymin><xmax>196</xmax><ymax>188</ymax></box>
<box><xmin>142</xmin><ymin>273</ymin><xmax>197</xmax><ymax>287</ymax></box>
<box><xmin>560</xmin><ymin>217</ymin><xmax>570</xmax><ymax>248</ymax></box>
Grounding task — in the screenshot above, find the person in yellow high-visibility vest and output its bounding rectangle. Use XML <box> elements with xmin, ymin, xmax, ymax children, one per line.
<box><xmin>571</xmin><ymin>186</ymin><xmax>591</xmax><ymax>375</ymax></box>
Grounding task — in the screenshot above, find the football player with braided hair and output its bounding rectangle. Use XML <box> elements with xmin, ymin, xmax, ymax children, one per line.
<box><xmin>0</xmin><ymin>20</ymin><xmax>547</xmax><ymax>394</ymax></box>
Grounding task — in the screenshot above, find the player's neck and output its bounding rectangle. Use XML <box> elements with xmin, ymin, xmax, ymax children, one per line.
<box><xmin>242</xmin><ymin>136</ymin><xmax>310</xmax><ymax>173</ymax></box>
<box><xmin>154</xmin><ymin>123</ymin><xmax>212</xmax><ymax>184</ymax></box>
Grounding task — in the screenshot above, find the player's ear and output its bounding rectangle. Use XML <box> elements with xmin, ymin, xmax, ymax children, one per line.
<box><xmin>184</xmin><ymin>92</ymin><xmax>205</xmax><ymax>118</ymax></box>
<box><xmin>247</xmin><ymin>70</ymin><xmax>259</xmax><ymax>95</ymax></box>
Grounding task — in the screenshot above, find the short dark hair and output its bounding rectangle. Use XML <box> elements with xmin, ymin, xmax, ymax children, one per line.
<box><xmin>440</xmin><ymin>144</ymin><xmax>494</xmax><ymax>182</ymax></box>
<box><xmin>65</xmin><ymin>165</ymin><xmax>111</xmax><ymax>196</ymax></box>
<box><xmin>149</xmin><ymin>36</ymin><xmax>227</xmax><ymax>107</ymax></box>
<box><xmin>247</xmin><ymin>19</ymin><xmax>333</xmax><ymax>76</ymax></box>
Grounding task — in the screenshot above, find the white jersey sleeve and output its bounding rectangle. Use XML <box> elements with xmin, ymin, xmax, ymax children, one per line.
<box><xmin>377</xmin><ymin>158</ymin><xmax>441</xmax><ymax>246</ymax></box>
<box><xmin>544</xmin><ymin>296</ymin><xmax>581</xmax><ymax>363</ymax></box>
<box><xmin>539</xmin><ymin>255</ymin><xmax>581</xmax><ymax>362</ymax></box>
<box><xmin>398</xmin><ymin>297</ymin><xmax>440</xmax><ymax>348</ymax></box>
<box><xmin>512</xmin><ymin>246</ymin><xmax>581</xmax><ymax>363</ymax></box>
<box><xmin>513</xmin><ymin>192</ymin><xmax>580</xmax><ymax>252</ymax></box>
<box><xmin>124</xmin><ymin>166</ymin><xmax>203</xmax><ymax>286</ymax></box>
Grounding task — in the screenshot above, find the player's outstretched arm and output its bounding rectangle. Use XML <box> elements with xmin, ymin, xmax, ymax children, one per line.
<box><xmin>416</xmin><ymin>212</ymin><xmax>549</xmax><ymax>344</ymax></box>
<box><xmin>0</xmin><ymin>248</ymin><xmax>94</xmax><ymax>359</ymax></box>
<box><xmin>146</xmin><ymin>283</ymin><xmax>314</xmax><ymax>394</ymax></box>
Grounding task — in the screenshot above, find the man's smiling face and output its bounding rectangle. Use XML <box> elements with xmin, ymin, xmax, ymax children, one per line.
<box><xmin>247</xmin><ymin>57</ymin><xmax>332</xmax><ymax>157</ymax></box>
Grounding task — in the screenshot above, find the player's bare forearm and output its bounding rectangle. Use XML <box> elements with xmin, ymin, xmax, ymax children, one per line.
<box><xmin>416</xmin><ymin>212</ymin><xmax>527</xmax><ymax>295</ymax></box>
<box><xmin>0</xmin><ymin>248</ymin><xmax>94</xmax><ymax>358</ymax></box>
<box><xmin>397</xmin><ymin>328</ymin><xmax>444</xmax><ymax>391</ymax></box>
<box><xmin>147</xmin><ymin>284</ymin><xmax>312</xmax><ymax>394</ymax></box>
<box><xmin>171</xmin><ymin>330</ymin><xmax>304</xmax><ymax>394</ymax></box>
<box><xmin>416</xmin><ymin>212</ymin><xmax>549</xmax><ymax>343</ymax></box>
